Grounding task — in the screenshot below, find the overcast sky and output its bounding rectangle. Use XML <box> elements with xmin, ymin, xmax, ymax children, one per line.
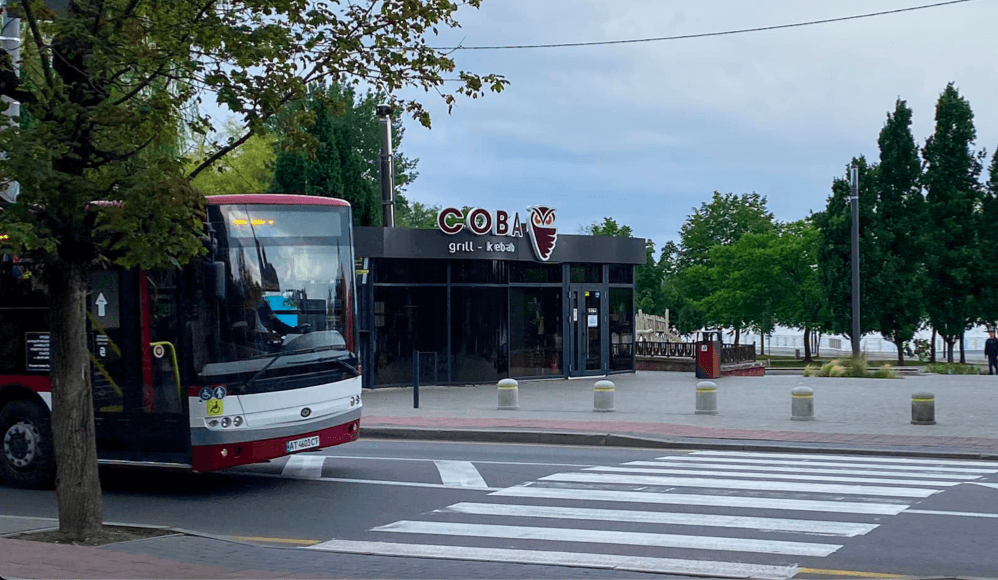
<box><xmin>391</xmin><ymin>0</ymin><xmax>998</xmax><ymax>252</ymax></box>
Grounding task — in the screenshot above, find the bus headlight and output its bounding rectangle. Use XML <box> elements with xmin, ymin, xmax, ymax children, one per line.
<box><xmin>221</xmin><ymin>417</ymin><xmax>231</xmax><ymax>428</ymax></box>
<box><xmin>233</xmin><ymin>416</ymin><xmax>243</xmax><ymax>427</ymax></box>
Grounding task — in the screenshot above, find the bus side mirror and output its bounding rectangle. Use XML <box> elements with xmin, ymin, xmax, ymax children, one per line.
<box><xmin>205</xmin><ymin>261</ymin><xmax>226</xmax><ymax>300</ymax></box>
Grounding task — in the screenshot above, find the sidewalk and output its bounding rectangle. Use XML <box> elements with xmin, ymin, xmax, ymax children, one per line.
<box><xmin>5</xmin><ymin>370</ymin><xmax>998</xmax><ymax>579</ymax></box>
<box><xmin>360</xmin><ymin>370</ymin><xmax>998</xmax><ymax>458</ymax></box>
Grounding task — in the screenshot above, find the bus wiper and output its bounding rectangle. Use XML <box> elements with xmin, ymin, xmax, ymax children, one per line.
<box><xmin>244</xmin><ymin>346</ymin><xmax>356</xmax><ymax>390</ymax></box>
<box><xmin>243</xmin><ymin>353</ymin><xmax>282</xmax><ymax>392</ymax></box>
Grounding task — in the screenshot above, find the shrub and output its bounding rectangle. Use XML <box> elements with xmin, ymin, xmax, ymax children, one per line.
<box><xmin>924</xmin><ymin>362</ymin><xmax>981</xmax><ymax>375</ymax></box>
<box><xmin>872</xmin><ymin>363</ymin><xmax>900</xmax><ymax>379</ymax></box>
<box><xmin>806</xmin><ymin>355</ymin><xmax>899</xmax><ymax>379</ymax></box>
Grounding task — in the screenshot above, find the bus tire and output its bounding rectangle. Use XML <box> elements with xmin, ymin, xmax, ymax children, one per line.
<box><xmin>0</xmin><ymin>400</ymin><xmax>56</xmax><ymax>489</ymax></box>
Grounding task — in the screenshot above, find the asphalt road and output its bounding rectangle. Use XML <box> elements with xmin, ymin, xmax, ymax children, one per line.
<box><xmin>4</xmin><ymin>440</ymin><xmax>998</xmax><ymax>579</ymax></box>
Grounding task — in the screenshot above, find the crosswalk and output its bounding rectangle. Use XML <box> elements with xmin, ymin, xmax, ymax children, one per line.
<box><xmin>307</xmin><ymin>450</ymin><xmax>998</xmax><ymax>579</ymax></box>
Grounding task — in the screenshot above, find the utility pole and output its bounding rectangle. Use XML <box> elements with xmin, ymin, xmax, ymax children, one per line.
<box><xmin>850</xmin><ymin>165</ymin><xmax>860</xmax><ymax>357</ymax></box>
<box><xmin>376</xmin><ymin>103</ymin><xmax>395</xmax><ymax>228</ymax></box>
<box><xmin>0</xmin><ymin>0</ymin><xmax>19</xmax><ymax>203</ymax></box>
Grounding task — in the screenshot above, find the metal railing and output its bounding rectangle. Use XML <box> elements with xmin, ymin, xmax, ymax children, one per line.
<box><xmin>636</xmin><ymin>341</ymin><xmax>756</xmax><ymax>363</ymax></box>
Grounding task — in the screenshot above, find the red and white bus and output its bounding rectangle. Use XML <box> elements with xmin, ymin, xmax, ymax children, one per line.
<box><xmin>0</xmin><ymin>194</ymin><xmax>361</xmax><ymax>487</ymax></box>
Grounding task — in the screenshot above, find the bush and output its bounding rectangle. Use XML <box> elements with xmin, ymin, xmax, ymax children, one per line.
<box><xmin>924</xmin><ymin>362</ymin><xmax>981</xmax><ymax>375</ymax></box>
<box><xmin>806</xmin><ymin>355</ymin><xmax>899</xmax><ymax>379</ymax></box>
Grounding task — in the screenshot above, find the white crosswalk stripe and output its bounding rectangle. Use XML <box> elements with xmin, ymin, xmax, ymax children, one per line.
<box><xmin>309</xmin><ymin>451</ymin><xmax>994</xmax><ymax>578</ymax></box>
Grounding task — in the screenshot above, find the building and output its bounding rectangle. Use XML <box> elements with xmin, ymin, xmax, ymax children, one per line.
<box><xmin>354</xmin><ymin>206</ymin><xmax>647</xmax><ymax>388</ymax></box>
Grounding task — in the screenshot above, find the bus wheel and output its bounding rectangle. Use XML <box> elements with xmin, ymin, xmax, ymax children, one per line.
<box><xmin>0</xmin><ymin>400</ymin><xmax>55</xmax><ymax>489</ymax></box>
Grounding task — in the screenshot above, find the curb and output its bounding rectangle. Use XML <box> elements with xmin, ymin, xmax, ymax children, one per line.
<box><xmin>360</xmin><ymin>427</ymin><xmax>998</xmax><ymax>461</ymax></box>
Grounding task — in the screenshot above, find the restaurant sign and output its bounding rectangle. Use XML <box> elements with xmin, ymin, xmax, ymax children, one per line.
<box><xmin>437</xmin><ymin>206</ymin><xmax>558</xmax><ymax>262</ymax></box>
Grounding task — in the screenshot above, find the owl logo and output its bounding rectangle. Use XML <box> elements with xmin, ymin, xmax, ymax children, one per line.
<box><xmin>527</xmin><ymin>206</ymin><xmax>557</xmax><ymax>261</ymax></box>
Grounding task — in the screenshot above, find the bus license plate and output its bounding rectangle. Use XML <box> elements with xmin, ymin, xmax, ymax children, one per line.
<box><xmin>286</xmin><ymin>436</ymin><xmax>320</xmax><ymax>454</ymax></box>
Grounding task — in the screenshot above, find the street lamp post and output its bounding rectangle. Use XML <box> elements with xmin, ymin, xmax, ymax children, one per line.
<box><xmin>850</xmin><ymin>165</ymin><xmax>860</xmax><ymax>357</ymax></box>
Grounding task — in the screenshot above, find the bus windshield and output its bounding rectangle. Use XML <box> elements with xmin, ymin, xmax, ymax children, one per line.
<box><xmin>199</xmin><ymin>203</ymin><xmax>357</xmax><ymax>391</ymax></box>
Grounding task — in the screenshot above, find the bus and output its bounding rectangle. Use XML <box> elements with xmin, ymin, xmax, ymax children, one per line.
<box><xmin>0</xmin><ymin>194</ymin><xmax>361</xmax><ymax>487</ymax></box>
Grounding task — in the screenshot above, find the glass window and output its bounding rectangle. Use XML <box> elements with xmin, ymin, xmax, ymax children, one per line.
<box><xmin>511</xmin><ymin>263</ymin><xmax>562</xmax><ymax>284</ymax></box>
<box><xmin>373</xmin><ymin>286</ymin><xmax>447</xmax><ymax>386</ymax></box>
<box><xmin>451</xmin><ymin>260</ymin><xmax>508</xmax><ymax>284</ymax></box>
<box><xmin>609</xmin><ymin>265</ymin><xmax>633</xmax><ymax>284</ymax></box>
<box><xmin>373</xmin><ymin>259</ymin><xmax>447</xmax><ymax>284</ymax></box>
<box><xmin>610</xmin><ymin>288</ymin><xmax>634</xmax><ymax>371</ymax></box>
<box><xmin>451</xmin><ymin>288</ymin><xmax>508</xmax><ymax>383</ymax></box>
<box><xmin>570</xmin><ymin>264</ymin><xmax>603</xmax><ymax>283</ymax></box>
<box><xmin>510</xmin><ymin>288</ymin><xmax>563</xmax><ymax>377</ymax></box>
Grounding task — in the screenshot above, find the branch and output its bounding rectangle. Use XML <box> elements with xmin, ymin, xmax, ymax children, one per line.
<box><xmin>188</xmin><ymin>127</ymin><xmax>253</xmax><ymax>180</ymax></box>
<box><xmin>19</xmin><ymin>0</ymin><xmax>53</xmax><ymax>87</ymax></box>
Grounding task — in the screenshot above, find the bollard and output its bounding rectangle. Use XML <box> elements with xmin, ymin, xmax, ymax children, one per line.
<box><xmin>593</xmin><ymin>380</ymin><xmax>615</xmax><ymax>412</ymax></box>
<box><xmin>791</xmin><ymin>386</ymin><xmax>814</xmax><ymax>421</ymax></box>
<box><xmin>497</xmin><ymin>378</ymin><xmax>519</xmax><ymax>410</ymax></box>
<box><xmin>911</xmin><ymin>392</ymin><xmax>935</xmax><ymax>425</ymax></box>
<box><xmin>695</xmin><ymin>381</ymin><xmax>718</xmax><ymax>415</ymax></box>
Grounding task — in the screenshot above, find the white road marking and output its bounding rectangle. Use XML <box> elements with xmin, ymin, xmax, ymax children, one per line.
<box><xmin>305</xmin><ymin>539</ymin><xmax>798</xmax><ymax>579</ymax></box>
<box><xmin>904</xmin><ymin>509</ymin><xmax>998</xmax><ymax>518</ymax></box>
<box><xmin>323</xmin><ymin>455</ymin><xmax>596</xmax><ymax>468</ymax></box>
<box><xmin>243</xmin><ymin>471</ymin><xmax>500</xmax><ymax>491</ymax></box>
<box><xmin>437</xmin><ymin>502</ymin><xmax>878</xmax><ymax>537</ymax></box>
<box><xmin>587</xmin><ymin>466</ymin><xmax>961</xmax><ymax>486</ymax></box>
<box><xmin>658</xmin><ymin>455</ymin><xmax>998</xmax><ymax>474</ymax></box>
<box><xmin>492</xmin><ymin>485</ymin><xmax>909</xmax><ymax>515</ymax></box>
<box><xmin>690</xmin><ymin>451</ymin><xmax>998</xmax><ymax>469</ymax></box>
<box><xmin>541</xmin><ymin>472</ymin><xmax>939</xmax><ymax>498</ymax></box>
<box><xmin>624</xmin><ymin>460</ymin><xmax>980</xmax><ymax>480</ymax></box>
<box><xmin>280</xmin><ymin>455</ymin><xmax>326</xmax><ymax>479</ymax></box>
<box><xmin>433</xmin><ymin>460</ymin><xmax>488</xmax><ymax>488</ymax></box>
<box><xmin>372</xmin><ymin>520</ymin><xmax>842</xmax><ymax>557</ymax></box>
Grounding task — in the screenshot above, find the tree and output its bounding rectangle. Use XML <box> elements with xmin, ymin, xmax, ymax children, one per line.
<box><xmin>0</xmin><ymin>0</ymin><xmax>505</xmax><ymax>540</ymax></box>
<box><xmin>977</xmin><ymin>148</ymin><xmax>998</xmax><ymax>327</ymax></box>
<box><xmin>812</xmin><ymin>158</ymin><xmax>880</xmax><ymax>351</ymax></box>
<box><xmin>676</xmin><ymin>191</ymin><xmax>775</xmax><ymax>343</ymax></box>
<box><xmin>870</xmin><ymin>99</ymin><xmax>926</xmax><ymax>365</ymax></box>
<box><xmin>188</xmin><ymin>122</ymin><xmax>276</xmax><ymax>195</ymax></box>
<box><xmin>582</xmin><ymin>217</ymin><xmax>633</xmax><ymax>238</ymax></box>
<box><xmin>398</xmin><ymin>200</ymin><xmax>440</xmax><ymax>229</ymax></box>
<box><xmin>677</xmin><ymin>191</ymin><xmax>775</xmax><ymax>269</ymax></box>
<box><xmin>269</xmin><ymin>83</ymin><xmax>419</xmax><ymax>226</ymax></box>
<box><xmin>922</xmin><ymin>83</ymin><xmax>983</xmax><ymax>363</ymax></box>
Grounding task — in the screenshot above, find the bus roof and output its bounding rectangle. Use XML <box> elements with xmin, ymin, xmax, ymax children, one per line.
<box><xmin>206</xmin><ymin>194</ymin><xmax>351</xmax><ymax>207</ymax></box>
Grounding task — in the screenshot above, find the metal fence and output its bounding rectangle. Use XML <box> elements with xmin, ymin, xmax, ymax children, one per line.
<box><xmin>636</xmin><ymin>341</ymin><xmax>756</xmax><ymax>363</ymax></box>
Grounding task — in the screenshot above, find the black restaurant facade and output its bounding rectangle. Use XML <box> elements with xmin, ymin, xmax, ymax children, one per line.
<box><xmin>354</xmin><ymin>206</ymin><xmax>647</xmax><ymax>389</ymax></box>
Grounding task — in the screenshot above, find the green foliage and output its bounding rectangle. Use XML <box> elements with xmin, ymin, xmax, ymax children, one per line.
<box><xmin>582</xmin><ymin>217</ymin><xmax>633</xmax><ymax>238</ymax></box>
<box><xmin>268</xmin><ymin>83</ymin><xmax>420</xmax><ymax>226</ymax></box>
<box><xmin>678</xmin><ymin>191</ymin><xmax>775</xmax><ymax>269</ymax></box>
<box><xmin>188</xmin><ymin>123</ymin><xmax>276</xmax><ymax>196</ymax></box>
<box><xmin>813</xmin><ymin>157</ymin><xmax>880</xmax><ymax>342</ymax></box>
<box><xmin>924</xmin><ymin>362</ymin><xmax>981</xmax><ymax>375</ymax></box>
<box><xmin>922</xmin><ymin>83</ymin><xmax>984</xmax><ymax>360</ymax></box>
<box><xmin>870</xmin><ymin>100</ymin><xmax>926</xmax><ymax>364</ymax></box>
<box><xmin>398</xmin><ymin>201</ymin><xmax>441</xmax><ymax>229</ymax></box>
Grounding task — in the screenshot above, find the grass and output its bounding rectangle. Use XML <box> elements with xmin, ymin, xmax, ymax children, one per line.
<box><xmin>758</xmin><ymin>354</ymin><xmax>919</xmax><ymax>369</ymax></box>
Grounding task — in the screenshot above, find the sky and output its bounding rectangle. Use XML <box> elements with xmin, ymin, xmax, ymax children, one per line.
<box><xmin>388</xmin><ymin>0</ymin><xmax>998</xmax><ymax>252</ymax></box>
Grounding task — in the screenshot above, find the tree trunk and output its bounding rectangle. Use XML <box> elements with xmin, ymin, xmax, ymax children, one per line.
<box><xmin>48</xmin><ymin>261</ymin><xmax>104</xmax><ymax>539</ymax></box>
<box><xmin>895</xmin><ymin>339</ymin><xmax>905</xmax><ymax>367</ymax></box>
<box><xmin>930</xmin><ymin>328</ymin><xmax>936</xmax><ymax>363</ymax></box>
<box><xmin>733</xmin><ymin>328</ymin><xmax>740</xmax><ymax>347</ymax></box>
<box><xmin>959</xmin><ymin>330</ymin><xmax>966</xmax><ymax>364</ymax></box>
<box><xmin>813</xmin><ymin>332</ymin><xmax>820</xmax><ymax>358</ymax></box>
<box><xmin>803</xmin><ymin>327</ymin><xmax>813</xmax><ymax>363</ymax></box>
<box><xmin>947</xmin><ymin>337</ymin><xmax>955</xmax><ymax>363</ymax></box>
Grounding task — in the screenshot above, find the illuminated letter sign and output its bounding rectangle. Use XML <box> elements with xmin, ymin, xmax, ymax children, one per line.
<box><xmin>437</xmin><ymin>207</ymin><xmax>464</xmax><ymax>235</ymax></box>
<box><xmin>466</xmin><ymin>208</ymin><xmax>493</xmax><ymax>235</ymax></box>
<box><xmin>493</xmin><ymin>210</ymin><xmax>510</xmax><ymax>236</ymax></box>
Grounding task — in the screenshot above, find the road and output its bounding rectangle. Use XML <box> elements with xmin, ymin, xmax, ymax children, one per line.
<box><xmin>3</xmin><ymin>441</ymin><xmax>998</xmax><ymax>579</ymax></box>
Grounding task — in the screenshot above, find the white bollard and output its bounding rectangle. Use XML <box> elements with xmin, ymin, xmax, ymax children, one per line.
<box><xmin>497</xmin><ymin>378</ymin><xmax>519</xmax><ymax>410</ymax></box>
<box><xmin>791</xmin><ymin>386</ymin><xmax>814</xmax><ymax>421</ymax></box>
<box><xmin>695</xmin><ymin>381</ymin><xmax>718</xmax><ymax>415</ymax></box>
<box><xmin>593</xmin><ymin>380</ymin><xmax>615</xmax><ymax>412</ymax></box>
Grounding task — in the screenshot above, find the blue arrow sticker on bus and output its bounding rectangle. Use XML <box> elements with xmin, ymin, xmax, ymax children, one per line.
<box><xmin>199</xmin><ymin>387</ymin><xmax>213</xmax><ymax>401</ymax></box>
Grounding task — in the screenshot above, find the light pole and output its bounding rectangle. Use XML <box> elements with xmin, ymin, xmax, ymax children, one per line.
<box><xmin>850</xmin><ymin>165</ymin><xmax>860</xmax><ymax>357</ymax></box>
<box><xmin>376</xmin><ymin>103</ymin><xmax>395</xmax><ymax>228</ymax></box>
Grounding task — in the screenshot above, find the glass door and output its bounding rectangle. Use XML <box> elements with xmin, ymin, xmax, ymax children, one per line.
<box><xmin>568</xmin><ymin>286</ymin><xmax>605</xmax><ymax>376</ymax></box>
